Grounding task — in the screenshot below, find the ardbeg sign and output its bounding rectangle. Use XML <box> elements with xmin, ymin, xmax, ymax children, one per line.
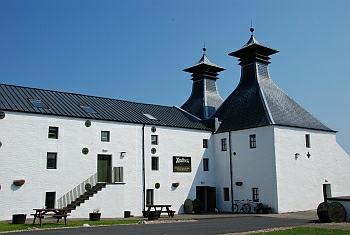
<box><xmin>173</xmin><ymin>156</ymin><xmax>191</xmax><ymax>172</ymax></box>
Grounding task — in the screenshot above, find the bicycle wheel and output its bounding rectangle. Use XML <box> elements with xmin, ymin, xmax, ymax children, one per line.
<box><xmin>233</xmin><ymin>204</ymin><xmax>239</xmax><ymax>213</ymax></box>
<box><xmin>242</xmin><ymin>204</ymin><xmax>251</xmax><ymax>213</ymax></box>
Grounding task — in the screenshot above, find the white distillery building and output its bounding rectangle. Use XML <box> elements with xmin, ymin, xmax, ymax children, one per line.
<box><xmin>1</xmin><ymin>30</ymin><xmax>350</xmax><ymax>220</ymax></box>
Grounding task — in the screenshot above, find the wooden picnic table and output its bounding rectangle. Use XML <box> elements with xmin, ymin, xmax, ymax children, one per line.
<box><xmin>143</xmin><ymin>204</ymin><xmax>175</xmax><ymax>218</ymax></box>
<box><xmin>32</xmin><ymin>208</ymin><xmax>69</xmax><ymax>227</ymax></box>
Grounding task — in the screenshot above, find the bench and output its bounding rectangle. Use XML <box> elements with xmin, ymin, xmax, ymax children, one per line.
<box><xmin>32</xmin><ymin>208</ymin><xmax>69</xmax><ymax>227</ymax></box>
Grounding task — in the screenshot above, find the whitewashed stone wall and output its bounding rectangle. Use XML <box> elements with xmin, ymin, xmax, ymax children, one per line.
<box><xmin>275</xmin><ymin>126</ymin><xmax>350</xmax><ymax>213</ymax></box>
<box><xmin>0</xmin><ymin>111</ymin><xmax>213</xmax><ymax>220</ymax></box>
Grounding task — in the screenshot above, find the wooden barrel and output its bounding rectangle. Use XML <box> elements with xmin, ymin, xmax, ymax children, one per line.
<box><xmin>317</xmin><ymin>202</ymin><xmax>331</xmax><ymax>223</ymax></box>
<box><xmin>192</xmin><ymin>199</ymin><xmax>201</xmax><ymax>214</ymax></box>
<box><xmin>328</xmin><ymin>202</ymin><xmax>347</xmax><ymax>223</ymax></box>
<box><xmin>184</xmin><ymin>199</ymin><xmax>193</xmax><ymax>214</ymax></box>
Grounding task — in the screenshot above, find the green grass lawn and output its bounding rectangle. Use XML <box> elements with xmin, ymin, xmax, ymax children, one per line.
<box><xmin>254</xmin><ymin>227</ymin><xmax>350</xmax><ymax>234</ymax></box>
<box><xmin>1</xmin><ymin>222</ymin><xmax>349</xmax><ymax>234</ymax></box>
<box><xmin>0</xmin><ymin>220</ymin><xmax>139</xmax><ymax>232</ymax></box>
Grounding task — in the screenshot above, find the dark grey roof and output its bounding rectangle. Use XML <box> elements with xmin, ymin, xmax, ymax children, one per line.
<box><xmin>213</xmin><ymin>33</ymin><xmax>334</xmax><ymax>133</ymax></box>
<box><xmin>181</xmin><ymin>50</ymin><xmax>225</xmax><ymax>119</ymax></box>
<box><xmin>0</xmin><ymin>83</ymin><xmax>211</xmax><ymax>130</ymax></box>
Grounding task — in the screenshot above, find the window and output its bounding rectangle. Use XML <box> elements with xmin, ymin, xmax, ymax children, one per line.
<box><xmin>146</xmin><ymin>189</ymin><xmax>154</xmax><ymax>205</ymax></box>
<box><xmin>151</xmin><ymin>157</ymin><xmax>159</xmax><ymax>171</ymax></box>
<box><xmin>305</xmin><ymin>134</ymin><xmax>311</xmax><ymax>148</ymax></box>
<box><xmin>224</xmin><ymin>188</ymin><xmax>230</xmax><ymax>201</ymax></box>
<box><xmin>203</xmin><ymin>139</ymin><xmax>208</xmax><ymax>148</ymax></box>
<box><xmin>45</xmin><ymin>192</ymin><xmax>56</xmax><ymax>209</ymax></box>
<box><xmin>48</xmin><ymin>126</ymin><xmax>59</xmax><ymax>139</ymax></box>
<box><xmin>221</xmin><ymin>138</ymin><xmax>227</xmax><ymax>151</ymax></box>
<box><xmin>101</xmin><ymin>131</ymin><xmax>110</xmax><ymax>142</ymax></box>
<box><xmin>47</xmin><ymin>152</ymin><xmax>57</xmax><ymax>169</ymax></box>
<box><xmin>114</xmin><ymin>167</ymin><xmax>124</xmax><ymax>182</ymax></box>
<box><xmin>143</xmin><ymin>113</ymin><xmax>158</xmax><ymax>120</ymax></box>
<box><xmin>80</xmin><ymin>105</ymin><xmax>96</xmax><ymax>114</ymax></box>
<box><xmin>28</xmin><ymin>99</ymin><xmax>48</xmax><ymax>109</ymax></box>
<box><xmin>252</xmin><ymin>188</ymin><xmax>259</xmax><ymax>202</ymax></box>
<box><xmin>250</xmin><ymin>134</ymin><xmax>256</xmax><ymax>148</ymax></box>
<box><xmin>203</xmin><ymin>158</ymin><xmax>209</xmax><ymax>171</ymax></box>
<box><xmin>151</xmin><ymin>135</ymin><xmax>158</xmax><ymax>145</ymax></box>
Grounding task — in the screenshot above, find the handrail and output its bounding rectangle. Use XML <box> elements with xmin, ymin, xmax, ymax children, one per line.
<box><xmin>57</xmin><ymin>166</ymin><xmax>122</xmax><ymax>208</ymax></box>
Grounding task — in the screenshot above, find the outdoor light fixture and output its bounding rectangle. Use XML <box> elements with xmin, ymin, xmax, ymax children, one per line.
<box><xmin>295</xmin><ymin>153</ymin><xmax>300</xmax><ymax>158</ymax></box>
<box><xmin>121</xmin><ymin>151</ymin><xmax>126</xmax><ymax>157</ymax></box>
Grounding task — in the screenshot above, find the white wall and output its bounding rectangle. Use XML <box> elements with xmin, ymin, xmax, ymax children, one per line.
<box><xmin>143</xmin><ymin>126</ymin><xmax>214</xmax><ymax>214</ymax></box>
<box><xmin>214</xmin><ymin>127</ymin><xmax>278</xmax><ymax>212</ymax></box>
<box><xmin>275</xmin><ymin>126</ymin><xmax>350</xmax><ymax>213</ymax></box>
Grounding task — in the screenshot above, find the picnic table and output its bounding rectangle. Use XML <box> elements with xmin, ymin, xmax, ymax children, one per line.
<box><xmin>32</xmin><ymin>208</ymin><xmax>69</xmax><ymax>227</ymax></box>
<box><xmin>143</xmin><ymin>204</ymin><xmax>175</xmax><ymax>218</ymax></box>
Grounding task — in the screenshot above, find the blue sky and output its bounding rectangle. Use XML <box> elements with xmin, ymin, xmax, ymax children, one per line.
<box><xmin>1</xmin><ymin>0</ymin><xmax>349</xmax><ymax>154</ymax></box>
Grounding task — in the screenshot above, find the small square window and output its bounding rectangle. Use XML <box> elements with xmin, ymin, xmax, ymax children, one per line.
<box><xmin>221</xmin><ymin>138</ymin><xmax>227</xmax><ymax>151</ymax></box>
<box><xmin>203</xmin><ymin>139</ymin><xmax>208</xmax><ymax>148</ymax></box>
<box><xmin>224</xmin><ymin>188</ymin><xmax>230</xmax><ymax>201</ymax></box>
<box><xmin>252</xmin><ymin>188</ymin><xmax>259</xmax><ymax>202</ymax></box>
<box><xmin>152</xmin><ymin>157</ymin><xmax>159</xmax><ymax>171</ymax></box>
<box><xmin>101</xmin><ymin>131</ymin><xmax>110</xmax><ymax>142</ymax></box>
<box><xmin>203</xmin><ymin>158</ymin><xmax>209</xmax><ymax>171</ymax></box>
<box><xmin>151</xmin><ymin>135</ymin><xmax>158</xmax><ymax>145</ymax></box>
<box><xmin>305</xmin><ymin>134</ymin><xmax>311</xmax><ymax>148</ymax></box>
<box><xmin>48</xmin><ymin>126</ymin><xmax>59</xmax><ymax>139</ymax></box>
<box><xmin>47</xmin><ymin>152</ymin><xmax>57</xmax><ymax>169</ymax></box>
<box><xmin>250</xmin><ymin>134</ymin><xmax>256</xmax><ymax>148</ymax></box>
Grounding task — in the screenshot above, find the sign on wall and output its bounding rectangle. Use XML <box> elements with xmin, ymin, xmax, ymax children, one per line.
<box><xmin>173</xmin><ymin>156</ymin><xmax>191</xmax><ymax>172</ymax></box>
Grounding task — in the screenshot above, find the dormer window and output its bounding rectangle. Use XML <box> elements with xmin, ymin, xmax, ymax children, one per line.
<box><xmin>28</xmin><ymin>99</ymin><xmax>48</xmax><ymax>109</ymax></box>
<box><xmin>80</xmin><ymin>105</ymin><xmax>96</xmax><ymax>114</ymax></box>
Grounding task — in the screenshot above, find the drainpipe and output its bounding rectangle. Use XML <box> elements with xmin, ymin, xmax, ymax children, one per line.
<box><xmin>142</xmin><ymin>124</ymin><xmax>146</xmax><ymax>211</ymax></box>
<box><xmin>228</xmin><ymin>131</ymin><xmax>234</xmax><ymax>211</ymax></box>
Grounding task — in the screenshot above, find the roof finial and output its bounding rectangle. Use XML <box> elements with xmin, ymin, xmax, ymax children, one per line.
<box><xmin>203</xmin><ymin>41</ymin><xmax>206</xmax><ymax>54</ymax></box>
<box><xmin>250</xmin><ymin>21</ymin><xmax>254</xmax><ymax>35</ymax></box>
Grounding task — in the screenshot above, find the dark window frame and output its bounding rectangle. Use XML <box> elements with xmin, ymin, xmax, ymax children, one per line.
<box><xmin>250</xmin><ymin>134</ymin><xmax>257</xmax><ymax>148</ymax></box>
<box><xmin>48</xmin><ymin>126</ymin><xmax>59</xmax><ymax>139</ymax></box>
<box><xmin>203</xmin><ymin>158</ymin><xmax>209</xmax><ymax>171</ymax></box>
<box><xmin>224</xmin><ymin>188</ymin><xmax>230</xmax><ymax>201</ymax></box>
<box><xmin>47</xmin><ymin>152</ymin><xmax>57</xmax><ymax>169</ymax></box>
<box><xmin>305</xmin><ymin>134</ymin><xmax>311</xmax><ymax>148</ymax></box>
<box><xmin>252</xmin><ymin>188</ymin><xmax>259</xmax><ymax>202</ymax></box>
<box><xmin>203</xmin><ymin>139</ymin><xmax>208</xmax><ymax>148</ymax></box>
<box><xmin>101</xmin><ymin>131</ymin><xmax>110</xmax><ymax>142</ymax></box>
<box><xmin>221</xmin><ymin>138</ymin><xmax>227</xmax><ymax>151</ymax></box>
<box><xmin>151</xmin><ymin>135</ymin><xmax>158</xmax><ymax>145</ymax></box>
<box><xmin>151</xmin><ymin>156</ymin><xmax>159</xmax><ymax>171</ymax></box>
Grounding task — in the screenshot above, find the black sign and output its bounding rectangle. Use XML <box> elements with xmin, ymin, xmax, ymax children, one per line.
<box><xmin>173</xmin><ymin>156</ymin><xmax>191</xmax><ymax>172</ymax></box>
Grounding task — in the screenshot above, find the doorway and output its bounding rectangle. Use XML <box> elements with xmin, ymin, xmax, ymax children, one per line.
<box><xmin>45</xmin><ymin>192</ymin><xmax>56</xmax><ymax>209</ymax></box>
<box><xmin>323</xmin><ymin>184</ymin><xmax>332</xmax><ymax>201</ymax></box>
<box><xmin>196</xmin><ymin>186</ymin><xmax>216</xmax><ymax>212</ymax></box>
<box><xmin>97</xmin><ymin>155</ymin><xmax>112</xmax><ymax>183</ymax></box>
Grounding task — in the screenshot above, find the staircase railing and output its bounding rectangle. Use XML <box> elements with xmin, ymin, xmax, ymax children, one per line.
<box><xmin>57</xmin><ymin>166</ymin><xmax>123</xmax><ymax>209</ymax></box>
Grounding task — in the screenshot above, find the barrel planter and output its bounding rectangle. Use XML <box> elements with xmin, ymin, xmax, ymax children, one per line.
<box><xmin>89</xmin><ymin>213</ymin><xmax>101</xmax><ymax>221</ymax></box>
<box><xmin>147</xmin><ymin>211</ymin><xmax>159</xmax><ymax>220</ymax></box>
<box><xmin>12</xmin><ymin>214</ymin><xmax>26</xmax><ymax>224</ymax></box>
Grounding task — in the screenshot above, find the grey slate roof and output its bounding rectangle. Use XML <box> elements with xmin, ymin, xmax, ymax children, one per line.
<box><xmin>0</xmin><ymin>83</ymin><xmax>211</xmax><ymax>131</ymax></box>
<box><xmin>213</xmin><ymin>33</ymin><xmax>334</xmax><ymax>133</ymax></box>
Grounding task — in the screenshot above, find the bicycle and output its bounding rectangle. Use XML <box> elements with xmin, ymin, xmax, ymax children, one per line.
<box><xmin>233</xmin><ymin>200</ymin><xmax>251</xmax><ymax>213</ymax></box>
<box><xmin>233</xmin><ymin>199</ymin><xmax>264</xmax><ymax>213</ymax></box>
<box><xmin>245</xmin><ymin>200</ymin><xmax>264</xmax><ymax>213</ymax></box>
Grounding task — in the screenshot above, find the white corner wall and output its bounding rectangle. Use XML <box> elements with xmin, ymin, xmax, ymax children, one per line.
<box><xmin>275</xmin><ymin>126</ymin><xmax>350</xmax><ymax>213</ymax></box>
